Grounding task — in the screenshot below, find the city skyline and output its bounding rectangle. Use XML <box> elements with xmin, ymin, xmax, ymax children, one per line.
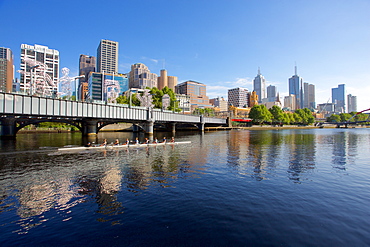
<box><xmin>0</xmin><ymin>0</ymin><xmax>369</xmax><ymax>111</ymax></box>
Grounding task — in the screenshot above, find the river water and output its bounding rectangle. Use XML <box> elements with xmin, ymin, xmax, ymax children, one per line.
<box><xmin>0</xmin><ymin>128</ymin><xmax>369</xmax><ymax>246</ymax></box>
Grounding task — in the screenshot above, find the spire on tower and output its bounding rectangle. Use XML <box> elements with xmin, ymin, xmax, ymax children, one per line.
<box><xmin>294</xmin><ymin>62</ymin><xmax>298</xmax><ymax>76</ymax></box>
<box><xmin>258</xmin><ymin>67</ymin><xmax>261</xmax><ymax>75</ymax></box>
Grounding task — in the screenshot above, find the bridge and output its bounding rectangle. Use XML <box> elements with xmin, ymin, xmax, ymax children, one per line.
<box><xmin>0</xmin><ymin>92</ymin><xmax>228</xmax><ymax>137</ymax></box>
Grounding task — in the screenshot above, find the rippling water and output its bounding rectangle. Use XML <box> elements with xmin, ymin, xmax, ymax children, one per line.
<box><xmin>1</xmin><ymin>128</ymin><xmax>370</xmax><ymax>246</ymax></box>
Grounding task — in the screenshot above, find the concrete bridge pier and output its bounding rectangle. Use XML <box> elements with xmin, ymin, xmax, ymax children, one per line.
<box><xmin>172</xmin><ymin>123</ymin><xmax>176</xmax><ymax>133</ymax></box>
<box><xmin>0</xmin><ymin>118</ymin><xmax>16</xmax><ymax>138</ymax></box>
<box><xmin>198</xmin><ymin>115</ymin><xmax>205</xmax><ymax>132</ymax></box>
<box><xmin>82</xmin><ymin>120</ymin><xmax>98</xmax><ymax>136</ymax></box>
<box><xmin>132</xmin><ymin>124</ymin><xmax>140</xmax><ymax>133</ymax></box>
<box><xmin>145</xmin><ymin>120</ymin><xmax>154</xmax><ymax>135</ymax></box>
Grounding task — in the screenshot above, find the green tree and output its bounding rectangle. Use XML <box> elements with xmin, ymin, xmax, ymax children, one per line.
<box><xmin>116</xmin><ymin>93</ymin><xmax>140</xmax><ymax>106</ymax></box>
<box><xmin>355</xmin><ymin>113</ymin><xmax>369</xmax><ymax>122</ymax></box>
<box><xmin>294</xmin><ymin>108</ymin><xmax>315</xmax><ymax>125</ymax></box>
<box><xmin>248</xmin><ymin>105</ymin><xmax>272</xmax><ymax>124</ymax></box>
<box><xmin>192</xmin><ymin>108</ymin><xmax>215</xmax><ymax>116</ymax></box>
<box><xmin>339</xmin><ymin>113</ymin><xmax>352</xmax><ymax>122</ymax></box>
<box><xmin>327</xmin><ymin>114</ymin><xmax>341</xmax><ymax>122</ymax></box>
<box><xmin>269</xmin><ymin>105</ymin><xmax>284</xmax><ymax>124</ymax></box>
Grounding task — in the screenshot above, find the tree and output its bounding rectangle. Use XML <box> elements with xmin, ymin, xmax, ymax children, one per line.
<box><xmin>116</xmin><ymin>93</ymin><xmax>140</xmax><ymax>106</ymax></box>
<box><xmin>269</xmin><ymin>105</ymin><xmax>284</xmax><ymax>124</ymax></box>
<box><xmin>339</xmin><ymin>113</ymin><xmax>352</xmax><ymax>122</ymax></box>
<box><xmin>193</xmin><ymin>108</ymin><xmax>215</xmax><ymax>117</ymax></box>
<box><xmin>248</xmin><ymin>105</ymin><xmax>272</xmax><ymax>124</ymax></box>
<box><xmin>294</xmin><ymin>108</ymin><xmax>315</xmax><ymax>125</ymax></box>
<box><xmin>327</xmin><ymin>114</ymin><xmax>341</xmax><ymax>123</ymax></box>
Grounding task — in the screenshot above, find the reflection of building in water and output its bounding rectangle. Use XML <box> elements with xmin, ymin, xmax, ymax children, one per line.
<box><xmin>286</xmin><ymin>131</ymin><xmax>316</xmax><ymax>182</ymax></box>
<box><xmin>331</xmin><ymin>131</ymin><xmax>347</xmax><ymax>170</ymax></box>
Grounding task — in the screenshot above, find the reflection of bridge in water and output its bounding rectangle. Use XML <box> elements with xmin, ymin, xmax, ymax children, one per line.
<box><xmin>0</xmin><ymin>92</ymin><xmax>228</xmax><ymax>137</ymax></box>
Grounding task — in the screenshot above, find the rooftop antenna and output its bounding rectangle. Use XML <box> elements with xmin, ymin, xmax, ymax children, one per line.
<box><xmin>258</xmin><ymin>67</ymin><xmax>261</xmax><ymax>75</ymax></box>
<box><xmin>295</xmin><ymin>62</ymin><xmax>298</xmax><ymax>75</ymax></box>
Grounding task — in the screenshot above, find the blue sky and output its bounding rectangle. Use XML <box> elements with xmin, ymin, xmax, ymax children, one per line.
<box><xmin>1</xmin><ymin>0</ymin><xmax>369</xmax><ymax>111</ymax></box>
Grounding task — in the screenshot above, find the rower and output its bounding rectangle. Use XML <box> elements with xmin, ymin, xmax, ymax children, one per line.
<box><xmin>135</xmin><ymin>137</ymin><xmax>140</xmax><ymax>145</ymax></box>
<box><xmin>162</xmin><ymin>137</ymin><xmax>167</xmax><ymax>143</ymax></box>
<box><xmin>144</xmin><ymin>138</ymin><xmax>150</xmax><ymax>144</ymax></box>
<box><xmin>125</xmin><ymin>138</ymin><xmax>130</xmax><ymax>145</ymax></box>
<box><xmin>170</xmin><ymin>137</ymin><xmax>175</xmax><ymax>143</ymax></box>
<box><xmin>114</xmin><ymin>139</ymin><xmax>120</xmax><ymax>145</ymax></box>
<box><xmin>85</xmin><ymin>142</ymin><xmax>92</xmax><ymax>147</ymax></box>
<box><xmin>100</xmin><ymin>139</ymin><xmax>107</xmax><ymax>146</ymax></box>
<box><xmin>153</xmin><ymin>137</ymin><xmax>158</xmax><ymax>144</ymax></box>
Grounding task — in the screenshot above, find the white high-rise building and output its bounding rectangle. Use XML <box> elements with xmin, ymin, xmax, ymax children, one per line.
<box><xmin>20</xmin><ymin>44</ymin><xmax>59</xmax><ymax>96</ymax></box>
<box><xmin>253</xmin><ymin>68</ymin><xmax>266</xmax><ymax>103</ymax></box>
<box><xmin>303</xmin><ymin>82</ymin><xmax>315</xmax><ymax>109</ymax></box>
<box><xmin>97</xmin><ymin>39</ymin><xmax>118</xmax><ymax>74</ymax></box>
<box><xmin>228</xmin><ymin>87</ymin><xmax>249</xmax><ymax>108</ymax></box>
<box><xmin>347</xmin><ymin>94</ymin><xmax>357</xmax><ymax>113</ymax></box>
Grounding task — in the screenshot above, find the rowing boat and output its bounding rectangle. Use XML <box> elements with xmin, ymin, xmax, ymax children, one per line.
<box><xmin>57</xmin><ymin>141</ymin><xmax>192</xmax><ymax>151</ymax></box>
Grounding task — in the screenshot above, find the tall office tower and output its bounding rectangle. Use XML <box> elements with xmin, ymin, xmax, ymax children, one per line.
<box><xmin>20</xmin><ymin>44</ymin><xmax>59</xmax><ymax>96</ymax></box>
<box><xmin>347</xmin><ymin>94</ymin><xmax>357</xmax><ymax>113</ymax></box>
<box><xmin>266</xmin><ymin>85</ymin><xmax>277</xmax><ymax>102</ymax></box>
<box><xmin>79</xmin><ymin>55</ymin><xmax>96</xmax><ymax>82</ymax></box>
<box><xmin>175</xmin><ymin>80</ymin><xmax>212</xmax><ymax>111</ymax></box>
<box><xmin>253</xmin><ymin>68</ymin><xmax>266</xmax><ymax>103</ymax></box>
<box><xmin>303</xmin><ymin>82</ymin><xmax>316</xmax><ymax>109</ymax></box>
<box><xmin>129</xmin><ymin>63</ymin><xmax>158</xmax><ymax>89</ymax></box>
<box><xmin>0</xmin><ymin>47</ymin><xmax>14</xmax><ymax>93</ymax></box>
<box><xmin>227</xmin><ymin>87</ymin><xmax>249</xmax><ymax>108</ymax></box>
<box><xmin>332</xmin><ymin>84</ymin><xmax>345</xmax><ymax>113</ymax></box>
<box><xmin>97</xmin><ymin>39</ymin><xmax>118</xmax><ymax>74</ymax></box>
<box><xmin>288</xmin><ymin>65</ymin><xmax>303</xmax><ymax>110</ymax></box>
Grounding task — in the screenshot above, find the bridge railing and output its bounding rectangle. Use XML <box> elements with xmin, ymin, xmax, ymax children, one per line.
<box><xmin>0</xmin><ymin>92</ymin><xmax>227</xmax><ymax>125</ymax></box>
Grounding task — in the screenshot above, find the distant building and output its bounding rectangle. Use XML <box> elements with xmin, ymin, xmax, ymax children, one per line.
<box><xmin>332</xmin><ymin>84</ymin><xmax>345</xmax><ymax>113</ymax></box>
<box><xmin>210</xmin><ymin>97</ymin><xmax>228</xmax><ymax>112</ymax></box>
<box><xmin>347</xmin><ymin>94</ymin><xmax>357</xmax><ymax>113</ymax></box>
<box><xmin>0</xmin><ymin>47</ymin><xmax>14</xmax><ymax>93</ymax></box>
<box><xmin>253</xmin><ymin>68</ymin><xmax>266</xmax><ymax>103</ymax></box>
<box><xmin>157</xmin><ymin>69</ymin><xmax>178</xmax><ymax>91</ymax></box>
<box><xmin>266</xmin><ymin>85</ymin><xmax>277</xmax><ymax>102</ymax></box>
<box><xmin>79</xmin><ymin>55</ymin><xmax>96</xmax><ymax>82</ymax></box>
<box><xmin>19</xmin><ymin>44</ymin><xmax>59</xmax><ymax>96</ymax></box>
<box><xmin>249</xmin><ymin>91</ymin><xmax>258</xmax><ymax>107</ymax></box>
<box><xmin>97</xmin><ymin>39</ymin><xmax>118</xmax><ymax>74</ymax></box>
<box><xmin>284</xmin><ymin>94</ymin><xmax>296</xmax><ymax>111</ymax></box>
<box><xmin>303</xmin><ymin>82</ymin><xmax>315</xmax><ymax>109</ymax></box>
<box><xmin>288</xmin><ymin>65</ymin><xmax>303</xmax><ymax>109</ymax></box>
<box><xmin>228</xmin><ymin>87</ymin><xmax>249</xmax><ymax>108</ymax></box>
<box><xmin>129</xmin><ymin>63</ymin><xmax>158</xmax><ymax>89</ymax></box>
<box><xmin>317</xmin><ymin>102</ymin><xmax>335</xmax><ymax>115</ymax></box>
<box><xmin>175</xmin><ymin>80</ymin><xmax>212</xmax><ymax>111</ymax></box>
<box><xmin>176</xmin><ymin>94</ymin><xmax>191</xmax><ymax>113</ymax></box>
<box><xmin>88</xmin><ymin>72</ymin><xmax>128</xmax><ymax>102</ymax></box>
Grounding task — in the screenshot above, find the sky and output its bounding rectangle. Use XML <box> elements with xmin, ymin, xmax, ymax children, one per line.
<box><xmin>1</xmin><ymin>0</ymin><xmax>369</xmax><ymax>111</ymax></box>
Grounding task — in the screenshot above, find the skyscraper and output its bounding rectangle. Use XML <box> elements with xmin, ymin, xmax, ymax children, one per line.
<box><xmin>97</xmin><ymin>39</ymin><xmax>118</xmax><ymax>74</ymax></box>
<box><xmin>79</xmin><ymin>55</ymin><xmax>96</xmax><ymax>82</ymax></box>
<box><xmin>332</xmin><ymin>84</ymin><xmax>345</xmax><ymax>113</ymax></box>
<box><xmin>266</xmin><ymin>85</ymin><xmax>277</xmax><ymax>102</ymax></box>
<box><xmin>20</xmin><ymin>44</ymin><xmax>59</xmax><ymax>96</ymax></box>
<box><xmin>288</xmin><ymin>65</ymin><xmax>303</xmax><ymax>110</ymax></box>
<box><xmin>303</xmin><ymin>82</ymin><xmax>315</xmax><ymax>109</ymax></box>
<box><xmin>129</xmin><ymin>63</ymin><xmax>158</xmax><ymax>89</ymax></box>
<box><xmin>228</xmin><ymin>87</ymin><xmax>249</xmax><ymax>108</ymax></box>
<box><xmin>0</xmin><ymin>47</ymin><xmax>14</xmax><ymax>93</ymax></box>
<box><xmin>347</xmin><ymin>94</ymin><xmax>357</xmax><ymax>113</ymax></box>
<box><xmin>253</xmin><ymin>68</ymin><xmax>266</xmax><ymax>103</ymax></box>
